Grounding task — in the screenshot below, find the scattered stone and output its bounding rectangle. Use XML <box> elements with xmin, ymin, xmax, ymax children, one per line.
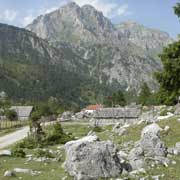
<box><xmin>0</xmin><ymin>150</ymin><xmax>11</xmax><ymax>156</ymax></box>
<box><xmin>4</xmin><ymin>170</ymin><xmax>15</xmax><ymax>177</ymax></box>
<box><xmin>177</xmin><ymin>118</ymin><xmax>180</xmax><ymax>122</ymax></box>
<box><xmin>64</xmin><ymin>135</ymin><xmax>122</xmax><ymax>180</ymax></box>
<box><xmin>172</xmin><ymin>160</ymin><xmax>176</xmax><ymax>165</ymax></box>
<box><xmin>113</xmin><ymin>123</ymin><xmax>129</xmax><ymax>136</ymax></box>
<box><xmin>87</xmin><ymin>130</ymin><xmax>96</xmax><ymax>136</ymax></box>
<box><xmin>13</xmin><ymin>168</ymin><xmax>41</xmax><ymax>176</ymax></box>
<box><xmin>151</xmin><ymin>175</ymin><xmax>160</xmax><ymax>180</ymax></box>
<box><xmin>157</xmin><ymin>112</ymin><xmax>174</xmax><ymax>120</ymax></box>
<box><xmin>118</xmin><ymin>151</ymin><xmax>128</xmax><ymax>159</ymax></box>
<box><xmin>61</xmin><ymin>176</ymin><xmax>68</xmax><ymax>180</ymax></box>
<box><xmin>129</xmin><ymin>168</ymin><xmax>146</xmax><ymax>176</ymax></box>
<box><xmin>164</xmin><ymin>125</ymin><xmax>170</xmax><ymax>132</ymax></box>
<box><xmin>58</xmin><ymin>111</ymin><xmax>73</xmax><ymax>121</ymax></box>
<box><xmin>167</xmin><ymin>147</ymin><xmax>174</xmax><ymax>155</ymax></box>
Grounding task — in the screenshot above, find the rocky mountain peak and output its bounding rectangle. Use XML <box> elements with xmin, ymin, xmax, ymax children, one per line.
<box><xmin>117</xmin><ymin>20</ymin><xmax>173</xmax><ymax>50</ymax></box>
<box><xmin>26</xmin><ymin>2</ymin><xmax>122</xmax><ymax>44</ymax></box>
<box><xmin>66</xmin><ymin>1</ymin><xmax>79</xmax><ymax>8</ymax></box>
<box><xmin>59</xmin><ymin>2</ymin><xmax>81</xmax><ymax>14</ymax></box>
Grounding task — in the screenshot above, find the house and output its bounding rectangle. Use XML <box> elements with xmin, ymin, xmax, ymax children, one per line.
<box><xmin>85</xmin><ymin>104</ymin><xmax>103</xmax><ymax>113</ymax></box>
<box><xmin>10</xmin><ymin>106</ymin><xmax>33</xmax><ymax>121</ymax></box>
<box><xmin>91</xmin><ymin>107</ymin><xmax>141</xmax><ymax>126</ymax></box>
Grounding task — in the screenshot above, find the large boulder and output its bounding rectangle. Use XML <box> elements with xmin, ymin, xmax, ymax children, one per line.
<box><xmin>140</xmin><ymin>123</ymin><xmax>166</xmax><ymax>158</ymax></box>
<box><xmin>141</xmin><ymin>123</ymin><xmax>162</xmax><ymax>137</ymax></box>
<box><xmin>64</xmin><ymin>135</ymin><xmax>122</xmax><ymax>180</ymax></box>
<box><xmin>128</xmin><ymin>123</ymin><xmax>168</xmax><ymax>170</ymax></box>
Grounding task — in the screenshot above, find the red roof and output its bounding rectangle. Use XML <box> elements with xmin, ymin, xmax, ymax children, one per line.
<box><xmin>86</xmin><ymin>104</ymin><xmax>103</xmax><ymax>111</ymax></box>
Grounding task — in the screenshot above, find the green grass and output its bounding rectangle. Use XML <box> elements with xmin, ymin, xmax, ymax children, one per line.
<box><xmin>62</xmin><ymin>123</ymin><xmax>92</xmax><ymax>138</ymax></box>
<box><xmin>0</xmin><ymin>156</ymin><xmax>72</xmax><ymax>180</ymax></box>
<box><xmin>146</xmin><ymin>155</ymin><xmax>180</xmax><ymax>180</ymax></box>
<box><xmin>1</xmin><ymin>117</ymin><xmax>180</xmax><ymax>179</ymax></box>
<box><xmin>158</xmin><ymin>117</ymin><xmax>180</xmax><ymax>147</ymax></box>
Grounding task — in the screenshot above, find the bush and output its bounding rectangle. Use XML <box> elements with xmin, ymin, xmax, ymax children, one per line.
<box><xmin>16</xmin><ymin>136</ymin><xmax>41</xmax><ymax>149</ymax></box>
<box><xmin>34</xmin><ymin>148</ymin><xmax>54</xmax><ymax>158</ymax></box>
<box><xmin>5</xmin><ymin>109</ymin><xmax>17</xmax><ymax>121</ymax></box>
<box><xmin>11</xmin><ymin>145</ymin><xmax>26</xmax><ymax>158</ymax></box>
<box><xmin>31</xmin><ymin>111</ymin><xmax>41</xmax><ymax>122</ymax></box>
<box><xmin>160</xmin><ymin>109</ymin><xmax>168</xmax><ymax>116</ymax></box>
<box><xmin>15</xmin><ymin>123</ymin><xmax>73</xmax><ymax>149</ymax></box>
<box><xmin>45</xmin><ymin>123</ymin><xmax>74</xmax><ymax>145</ymax></box>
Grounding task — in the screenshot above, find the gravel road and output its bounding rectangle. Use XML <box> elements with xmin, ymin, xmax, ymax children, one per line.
<box><xmin>0</xmin><ymin>126</ymin><xmax>30</xmax><ymax>149</ymax></box>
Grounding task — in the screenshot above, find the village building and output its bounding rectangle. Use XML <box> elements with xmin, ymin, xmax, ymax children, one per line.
<box><xmin>85</xmin><ymin>104</ymin><xmax>103</xmax><ymax>113</ymax></box>
<box><xmin>10</xmin><ymin>106</ymin><xmax>33</xmax><ymax>121</ymax></box>
<box><xmin>91</xmin><ymin>107</ymin><xmax>141</xmax><ymax>126</ymax></box>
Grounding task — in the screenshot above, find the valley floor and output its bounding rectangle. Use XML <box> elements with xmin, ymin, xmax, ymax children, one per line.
<box><xmin>1</xmin><ymin>118</ymin><xmax>180</xmax><ymax>179</ymax></box>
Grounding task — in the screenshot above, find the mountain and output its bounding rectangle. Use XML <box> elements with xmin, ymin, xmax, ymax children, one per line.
<box><xmin>26</xmin><ymin>2</ymin><xmax>126</xmax><ymax>45</ymax></box>
<box><xmin>0</xmin><ymin>23</ymin><xmax>110</xmax><ymax>107</ymax></box>
<box><xmin>26</xmin><ymin>2</ymin><xmax>173</xmax><ymax>92</ymax></box>
<box><xmin>116</xmin><ymin>21</ymin><xmax>173</xmax><ymax>50</ymax></box>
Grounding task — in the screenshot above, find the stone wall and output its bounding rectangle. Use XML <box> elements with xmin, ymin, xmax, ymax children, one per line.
<box><xmin>90</xmin><ymin>117</ymin><xmax>139</xmax><ymax>126</ymax></box>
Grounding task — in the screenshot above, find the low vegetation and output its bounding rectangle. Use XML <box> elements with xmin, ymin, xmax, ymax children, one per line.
<box><xmin>1</xmin><ymin>117</ymin><xmax>180</xmax><ymax>179</ymax></box>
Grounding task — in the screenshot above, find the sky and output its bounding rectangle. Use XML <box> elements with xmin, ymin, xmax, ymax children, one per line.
<box><xmin>0</xmin><ymin>0</ymin><xmax>179</xmax><ymax>38</ymax></box>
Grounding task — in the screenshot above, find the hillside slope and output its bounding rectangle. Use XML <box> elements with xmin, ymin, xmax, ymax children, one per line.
<box><xmin>0</xmin><ymin>23</ymin><xmax>109</xmax><ymax>106</ymax></box>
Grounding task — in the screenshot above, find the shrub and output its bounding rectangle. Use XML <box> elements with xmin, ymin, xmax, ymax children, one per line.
<box><xmin>31</xmin><ymin>111</ymin><xmax>41</xmax><ymax>122</ymax></box>
<box><xmin>16</xmin><ymin>136</ymin><xmax>41</xmax><ymax>149</ymax></box>
<box><xmin>160</xmin><ymin>110</ymin><xmax>168</xmax><ymax>116</ymax></box>
<box><xmin>11</xmin><ymin>145</ymin><xmax>26</xmax><ymax>158</ymax></box>
<box><xmin>5</xmin><ymin>109</ymin><xmax>17</xmax><ymax>121</ymax></box>
<box><xmin>34</xmin><ymin>148</ymin><xmax>54</xmax><ymax>158</ymax></box>
<box><xmin>45</xmin><ymin>123</ymin><xmax>74</xmax><ymax>145</ymax></box>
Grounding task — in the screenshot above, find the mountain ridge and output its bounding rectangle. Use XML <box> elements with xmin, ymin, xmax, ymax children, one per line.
<box><xmin>0</xmin><ymin>2</ymin><xmax>174</xmax><ymax>106</ymax></box>
<box><xmin>26</xmin><ymin>2</ymin><xmax>173</xmax><ymax>91</ymax></box>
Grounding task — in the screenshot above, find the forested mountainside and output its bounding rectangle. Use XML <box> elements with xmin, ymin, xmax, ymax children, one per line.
<box><xmin>0</xmin><ymin>23</ymin><xmax>110</xmax><ymax>107</ymax></box>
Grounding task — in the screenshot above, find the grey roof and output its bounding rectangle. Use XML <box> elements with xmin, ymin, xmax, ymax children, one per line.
<box><xmin>94</xmin><ymin>107</ymin><xmax>141</xmax><ymax>118</ymax></box>
<box><xmin>11</xmin><ymin>106</ymin><xmax>33</xmax><ymax>118</ymax></box>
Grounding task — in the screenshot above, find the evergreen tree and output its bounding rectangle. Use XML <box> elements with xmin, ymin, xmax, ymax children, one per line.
<box><xmin>155</xmin><ymin>3</ymin><xmax>180</xmax><ymax>105</ymax></box>
<box><xmin>174</xmin><ymin>3</ymin><xmax>180</xmax><ymax>18</ymax></box>
<box><xmin>104</xmin><ymin>90</ymin><xmax>126</xmax><ymax>107</ymax></box>
<box><xmin>138</xmin><ymin>83</ymin><xmax>152</xmax><ymax>105</ymax></box>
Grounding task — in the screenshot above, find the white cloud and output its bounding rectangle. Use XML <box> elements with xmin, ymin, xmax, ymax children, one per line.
<box><xmin>117</xmin><ymin>4</ymin><xmax>129</xmax><ymax>16</ymax></box>
<box><xmin>72</xmin><ymin>0</ymin><xmax>132</xmax><ymax>18</ymax></box>
<box><xmin>21</xmin><ymin>7</ymin><xmax>58</xmax><ymax>27</ymax></box>
<box><xmin>0</xmin><ymin>9</ymin><xmax>17</xmax><ymax>22</ymax></box>
<box><xmin>22</xmin><ymin>14</ymin><xmax>35</xmax><ymax>26</ymax></box>
<box><xmin>44</xmin><ymin>7</ymin><xmax>58</xmax><ymax>14</ymax></box>
<box><xmin>21</xmin><ymin>0</ymin><xmax>131</xmax><ymax>27</ymax></box>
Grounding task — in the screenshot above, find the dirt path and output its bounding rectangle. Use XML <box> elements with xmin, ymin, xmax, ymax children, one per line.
<box><xmin>0</xmin><ymin>121</ymin><xmax>59</xmax><ymax>149</ymax></box>
<box><xmin>0</xmin><ymin>121</ymin><xmax>89</xmax><ymax>149</ymax></box>
<box><xmin>0</xmin><ymin>126</ymin><xmax>29</xmax><ymax>149</ymax></box>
